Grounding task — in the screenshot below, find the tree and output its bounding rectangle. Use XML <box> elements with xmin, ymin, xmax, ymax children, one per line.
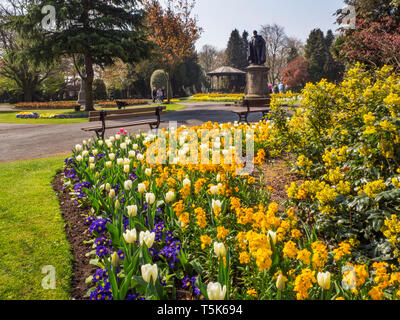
<box><xmin>198</xmin><ymin>45</ymin><xmax>218</xmax><ymax>74</ymax></box>
<box><xmin>259</xmin><ymin>24</ymin><xmax>290</xmax><ymax>85</ymax></box>
<box><xmin>14</xmin><ymin>0</ymin><xmax>152</xmax><ymax>111</ymax></box>
<box><xmin>282</xmin><ymin>56</ymin><xmax>310</xmax><ymax>90</ymax></box>
<box><xmin>92</xmin><ymin>79</ymin><xmax>107</xmax><ymax>101</ymax></box>
<box><xmin>0</xmin><ymin>0</ymin><xmax>56</xmax><ymax>102</ymax></box>
<box><xmin>150</xmin><ymin>69</ymin><xmax>172</xmax><ymax>98</ymax></box>
<box><xmin>335</xmin><ymin>0</ymin><xmax>400</xmax><ymax>70</ymax></box>
<box><xmin>304</xmin><ymin>29</ymin><xmax>328</xmax><ymax>83</ymax></box>
<box><xmin>144</xmin><ymin>0</ymin><xmax>202</xmax><ymax>103</ymax></box>
<box><xmin>226</xmin><ymin>29</ymin><xmax>248</xmax><ymax>70</ymax></box>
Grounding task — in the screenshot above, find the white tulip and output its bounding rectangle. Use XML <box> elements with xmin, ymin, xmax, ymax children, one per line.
<box><xmin>210</xmin><ymin>185</ymin><xmax>220</xmax><ymax>195</ymax></box>
<box><xmin>76</xmin><ymin>155</ymin><xmax>82</xmax><ymax>162</ymax></box>
<box><xmin>82</xmin><ymin>140</ymin><xmax>87</xmax><ymax>146</ymax></box>
<box><xmin>124</xmin><ymin>158</ymin><xmax>130</xmax><ymax>165</ymax></box>
<box><xmin>117</xmin><ymin>158</ymin><xmax>124</xmax><ymax>166</ymax></box>
<box><xmin>145</xmin><ymin>193</ymin><xmax>156</xmax><ymax>205</ymax></box>
<box><xmin>212</xmin><ymin>199</ymin><xmax>222</xmax><ymax>211</ymax></box>
<box><xmin>82</xmin><ymin>150</ymin><xmax>89</xmax><ymax>158</ymax></box>
<box><xmin>93</xmin><ymin>149</ymin><xmax>98</xmax><ymax>156</ymax></box>
<box><xmin>105</xmin><ymin>183</ymin><xmax>111</xmax><ymax>192</ymax></box>
<box><xmin>115</xmin><ymin>134</ymin><xmax>121</xmax><ymax>140</ymax></box>
<box><xmin>128</xmin><ymin>150</ymin><xmax>136</xmax><ymax>158</ymax></box>
<box><xmin>268</xmin><ymin>230</ymin><xmax>277</xmax><ymax>245</ymax></box>
<box><xmin>109</xmin><ymin>136</ymin><xmax>115</xmax><ymax>142</ymax></box>
<box><xmin>165</xmin><ymin>190</ymin><xmax>175</xmax><ymax>203</ymax></box>
<box><xmin>145</xmin><ymin>168</ymin><xmax>152</xmax><ymax>177</ymax></box>
<box><xmin>105</xmin><ymin>161</ymin><xmax>112</xmax><ymax>168</ymax></box>
<box><xmin>141</xmin><ymin>264</ymin><xmax>158</xmax><ymax>284</ymax></box>
<box><xmin>123</xmin><ymin>229</ymin><xmax>137</xmax><ymax>244</ymax></box>
<box><xmin>124</xmin><ymin>180</ymin><xmax>132</xmax><ymax>190</ymax></box>
<box><xmin>75</xmin><ymin>144</ymin><xmax>82</xmax><ymax>152</ymax></box>
<box><xmin>137</xmin><ymin>154</ymin><xmax>144</xmax><ymax>161</ymax></box>
<box><xmin>182</xmin><ymin>179</ymin><xmax>191</xmax><ymax>188</ymax></box>
<box><xmin>139</xmin><ymin>231</ymin><xmax>156</xmax><ymax>248</ymax></box>
<box><xmin>89</xmin><ymin>163</ymin><xmax>95</xmax><ymax>170</ymax></box>
<box><xmin>127</xmin><ymin>205</ymin><xmax>138</xmax><ymax>217</ymax></box>
<box><xmin>98</xmin><ymin>140</ymin><xmax>104</xmax><ymax>146</ymax></box>
<box><xmin>89</xmin><ymin>157</ymin><xmax>95</xmax><ymax>163</ymax></box>
<box><xmin>207</xmin><ymin>282</ymin><xmax>226</xmax><ymax>300</ymax></box>
<box><xmin>213</xmin><ymin>242</ymin><xmax>226</xmax><ymax>258</ymax></box>
<box><xmin>138</xmin><ymin>183</ymin><xmax>146</xmax><ymax>194</ymax></box>
<box><xmin>133</xmin><ymin>144</ymin><xmax>138</xmax><ymax>150</ymax></box>
<box><xmin>109</xmin><ymin>153</ymin><xmax>115</xmax><ymax>161</ymax></box>
<box><xmin>115</xmin><ymin>199</ymin><xmax>120</xmax><ymax>209</ymax></box>
<box><xmin>124</xmin><ymin>165</ymin><xmax>130</xmax><ymax>173</ymax></box>
<box><xmin>317</xmin><ymin>272</ymin><xmax>331</xmax><ymax>290</ymax></box>
<box><xmin>120</xmin><ymin>142</ymin><xmax>127</xmax><ymax>150</ymax></box>
<box><xmin>109</xmin><ymin>189</ymin><xmax>116</xmax><ymax>199</ymax></box>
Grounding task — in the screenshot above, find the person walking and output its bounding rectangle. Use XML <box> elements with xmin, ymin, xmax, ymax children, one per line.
<box><xmin>278</xmin><ymin>83</ymin><xmax>284</xmax><ymax>93</ymax></box>
<box><xmin>161</xmin><ymin>87</ymin><xmax>166</xmax><ymax>102</ymax></box>
<box><xmin>156</xmin><ymin>88</ymin><xmax>163</xmax><ymax>103</ymax></box>
<box><xmin>152</xmin><ymin>87</ymin><xmax>157</xmax><ymax>103</ymax></box>
<box><xmin>273</xmin><ymin>85</ymin><xmax>279</xmax><ymax>94</ymax></box>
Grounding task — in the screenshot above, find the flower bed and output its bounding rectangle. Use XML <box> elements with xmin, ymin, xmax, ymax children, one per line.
<box><xmin>60</xmin><ymin>65</ymin><xmax>400</xmax><ymax>301</ymax></box>
<box><xmin>190</xmin><ymin>93</ymin><xmax>244</xmax><ymax>102</ymax></box>
<box><xmin>96</xmin><ymin>99</ymin><xmax>149</xmax><ymax>108</ymax></box>
<box><xmin>16</xmin><ymin>112</ymin><xmax>88</xmax><ymax>119</ymax></box>
<box><xmin>14</xmin><ymin>101</ymin><xmax>81</xmax><ymax>110</ymax></box>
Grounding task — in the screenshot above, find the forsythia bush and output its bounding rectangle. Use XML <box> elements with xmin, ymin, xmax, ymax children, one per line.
<box><xmin>271</xmin><ymin>64</ymin><xmax>400</xmax><ymax>262</ymax></box>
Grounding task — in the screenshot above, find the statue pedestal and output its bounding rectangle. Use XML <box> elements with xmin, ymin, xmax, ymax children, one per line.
<box><xmin>77</xmin><ymin>78</ymin><xmax>86</xmax><ymax>107</ymax></box>
<box><xmin>245</xmin><ymin>65</ymin><xmax>270</xmax><ymax>101</ymax></box>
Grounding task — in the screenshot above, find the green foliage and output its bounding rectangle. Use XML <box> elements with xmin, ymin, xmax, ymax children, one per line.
<box><xmin>226</xmin><ymin>29</ymin><xmax>248</xmax><ymax>70</ymax></box>
<box><xmin>93</xmin><ymin>79</ymin><xmax>108</xmax><ymax>101</ymax></box>
<box><xmin>304</xmin><ymin>29</ymin><xmax>344</xmax><ymax>83</ymax></box>
<box><xmin>150</xmin><ymin>70</ymin><xmax>172</xmax><ymax>99</ymax></box>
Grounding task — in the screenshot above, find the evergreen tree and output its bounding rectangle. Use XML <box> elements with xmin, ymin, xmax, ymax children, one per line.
<box><xmin>304</xmin><ymin>29</ymin><xmax>327</xmax><ymax>83</ymax></box>
<box><xmin>226</xmin><ymin>29</ymin><xmax>247</xmax><ymax>70</ymax></box>
<box><xmin>14</xmin><ymin>0</ymin><xmax>152</xmax><ymax>111</ymax></box>
<box><xmin>323</xmin><ymin>30</ymin><xmax>345</xmax><ymax>83</ymax></box>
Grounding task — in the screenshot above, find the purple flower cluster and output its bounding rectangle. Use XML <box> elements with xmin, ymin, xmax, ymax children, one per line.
<box><xmin>16</xmin><ymin>113</ymin><xmax>88</xmax><ymax>119</ymax></box>
<box><xmin>182</xmin><ymin>276</ymin><xmax>201</xmax><ymax>295</ymax></box>
<box><xmin>159</xmin><ymin>241</ymin><xmax>181</xmax><ymax>269</ymax></box>
<box><xmin>90</xmin><ymin>219</ymin><xmax>109</xmax><ymax>234</ymax></box>
<box><xmin>74</xmin><ymin>181</ymin><xmax>91</xmax><ymax>199</ymax></box>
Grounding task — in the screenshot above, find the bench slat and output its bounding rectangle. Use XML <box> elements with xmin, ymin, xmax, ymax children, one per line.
<box><xmin>82</xmin><ymin>119</ymin><xmax>164</xmax><ymax>132</ymax></box>
<box><xmin>89</xmin><ymin>106</ymin><xmax>166</xmax><ymax>117</ymax></box>
<box><xmin>89</xmin><ymin>112</ymin><xmax>159</xmax><ymax>122</ymax></box>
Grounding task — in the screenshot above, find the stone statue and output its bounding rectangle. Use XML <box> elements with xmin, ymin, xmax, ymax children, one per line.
<box><xmin>248</xmin><ymin>30</ymin><xmax>266</xmax><ymax>66</ymax></box>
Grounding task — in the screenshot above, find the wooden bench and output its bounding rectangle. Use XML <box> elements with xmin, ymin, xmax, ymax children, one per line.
<box><xmin>82</xmin><ymin>106</ymin><xmax>166</xmax><ymax>140</ymax></box>
<box><xmin>232</xmin><ymin>98</ymin><xmax>271</xmax><ymax>124</ymax></box>
<box><xmin>116</xmin><ymin>100</ymin><xmax>129</xmax><ymax>110</ymax></box>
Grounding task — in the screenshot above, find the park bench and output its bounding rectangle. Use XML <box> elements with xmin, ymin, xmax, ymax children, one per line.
<box><xmin>82</xmin><ymin>106</ymin><xmax>166</xmax><ymax>140</ymax></box>
<box><xmin>116</xmin><ymin>100</ymin><xmax>129</xmax><ymax>109</ymax></box>
<box><xmin>232</xmin><ymin>98</ymin><xmax>271</xmax><ymax>124</ymax></box>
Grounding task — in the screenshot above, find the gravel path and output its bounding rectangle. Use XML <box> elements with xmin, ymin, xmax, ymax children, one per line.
<box><xmin>0</xmin><ymin>103</ymin><xmax>265</xmax><ymax>163</ymax></box>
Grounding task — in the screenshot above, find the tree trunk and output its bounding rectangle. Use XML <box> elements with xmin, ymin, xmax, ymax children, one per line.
<box><xmin>84</xmin><ymin>54</ymin><xmax>95</xmax><ymax>111</ymax></box>
<box><xmin>23</xmin><ymin>85</ymin><xmax>33</xmax><ymax>102</ymax></box>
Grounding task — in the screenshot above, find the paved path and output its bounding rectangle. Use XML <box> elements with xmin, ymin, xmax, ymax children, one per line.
<box><xmin>0</xmin><ymin>103</ymin><xmax>265</xmax><ymax>163</ymax></box>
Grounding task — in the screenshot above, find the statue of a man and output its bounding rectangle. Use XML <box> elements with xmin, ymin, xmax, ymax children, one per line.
<box><xmin>248</xmin><ymin>31</ymin><xmax>266</xmax><ymax>65</ymax></box>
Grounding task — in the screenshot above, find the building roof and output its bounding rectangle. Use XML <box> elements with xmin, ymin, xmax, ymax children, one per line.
<box><xmin>207</xmin><ymin>66</ymin><xmax>246</xmax><ymax>76</ymax></box>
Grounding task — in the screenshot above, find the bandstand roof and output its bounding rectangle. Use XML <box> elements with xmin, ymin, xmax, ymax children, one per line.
<box><xmin>207</xmin><ymin>66</ymin><xmax>246</xmax><ymax>76</ymax></box>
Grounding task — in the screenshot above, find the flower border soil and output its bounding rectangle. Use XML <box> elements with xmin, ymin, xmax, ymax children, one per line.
<box><xmin>52</xmin><ymin>173</ymin><xmax>95</xmax><ymax>300</ymax></box>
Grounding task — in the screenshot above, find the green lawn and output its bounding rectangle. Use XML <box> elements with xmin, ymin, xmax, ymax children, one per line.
<box><xmin>0</xmin><ymin>104</ymin><xmax>187</xmax><ymax>124</ymax></box>
<box><xmin>0</xmin><ymin>156</ymin><xmax>72</xmax><ymax>300</ymax></box>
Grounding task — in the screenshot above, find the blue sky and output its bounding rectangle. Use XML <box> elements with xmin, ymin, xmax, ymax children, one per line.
<box><xmin>194</xmin><ymin>0</ymin><xmax>346</xmax><ymax>50</ymax></box>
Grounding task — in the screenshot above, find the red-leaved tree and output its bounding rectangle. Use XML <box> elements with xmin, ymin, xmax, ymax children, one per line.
<box><xmin>282</xmin><ymin>56</ymin><xmax>310</xmax><ymax>88</ymax></box>
<box><xmin>339</xmin><ymin>17</ymin><xmax>400</xmax><ymax>70</ymax></box>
